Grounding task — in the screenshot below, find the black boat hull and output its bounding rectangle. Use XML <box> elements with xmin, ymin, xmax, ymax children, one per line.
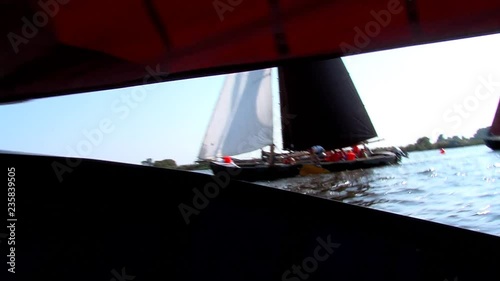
<box><xmin>320</xmin><ymin>153</ymin><xmax>399</xmax><ymax>172</ymax></box>
<box><xmin>209</xmin><ymin>161</ymin><xmax>302</xmax><ymax>182</ymax></box>
<box><xmin>484</xmin><ymin>137</ymin><xmax>500</xmax><ymax>150</ymax></box>
<box><xmin>2</xmin><ymin>152</ymin><xmax>499</xmax><ymax>281</ymax></box>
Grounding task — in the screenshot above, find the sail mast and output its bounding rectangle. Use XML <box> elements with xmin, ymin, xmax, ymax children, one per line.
<box><xmin>267</xmin><ymin>70</ymin><xmax>276</xmax><ymax>165</ymax></box>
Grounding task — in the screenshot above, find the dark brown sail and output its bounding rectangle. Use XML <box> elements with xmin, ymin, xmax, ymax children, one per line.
<box><xmin>278</xmin><ymin>58</ymin><xmax>377</xmax><ymax>151</ymax></box>
<box><xmin>489</xmin><ymin>98</ymin><xmax>500</xmax><ymax>136</ymax></box>
<box><xmin>484</xmin><ymin>98</ymin><xmax>500</xmax><ymax>150</ymax></box>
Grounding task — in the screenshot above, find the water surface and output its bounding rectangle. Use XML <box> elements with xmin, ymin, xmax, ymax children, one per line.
<box><xmin>255</xmin><ymin>145</ymin><xmax>500</xmax><ymax>237</ymax></box>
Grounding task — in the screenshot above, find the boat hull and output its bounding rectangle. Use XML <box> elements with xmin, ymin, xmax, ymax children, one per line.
<box><xmin>484</xmin><ymin>137</ymin><xmax>500</xmax><ymax>150</ymax></box>
<box><xmin>320</xmin><ymin>153</ymin><xmax>399</xmax><ymax>172</ymax></box>
<box><xmin>209</xmin><ymin>162</ymin><xmax>302</xmax><ymax>182</ymax></box>
<box><xmin>3</xmin><ymin>152</ymin><xmax>500</xmax><ymax>281</ymax></box>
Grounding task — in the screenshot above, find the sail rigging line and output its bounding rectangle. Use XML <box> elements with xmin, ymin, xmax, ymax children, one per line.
<box><xmin>142</xmin><ymin>0</ymin><xmax>172</xmax><ymax>66</ymax></box>
<box><xmin>278</xmin><ymin>67</ymin><xmax>296</xmax><ymax>150</ymax></box>
<box><xmin>404</xmin><ymin>0</ymin><xmax>422</xmax><ymax>37</ymax></box>
<box><xmin>267</xmin><ymin>0</ymin><xmax>290</xmax><ymax>56</ymax></box>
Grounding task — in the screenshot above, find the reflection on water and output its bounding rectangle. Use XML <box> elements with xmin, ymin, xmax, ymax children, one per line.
<box><xmin>260</xmin><ymin>170</ymin><xmax>375</xmax><ymax>203</ymax></box>
<box><xmin>256</xmin><ymin>145</ymin><xmax>500</xmax><ymax>237</ymax></box>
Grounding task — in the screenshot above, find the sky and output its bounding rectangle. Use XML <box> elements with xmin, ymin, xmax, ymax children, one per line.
<box><xmin>1</xmin><ymin>33</ymin><xmax>500</xmax><ymax>165</ymax></box>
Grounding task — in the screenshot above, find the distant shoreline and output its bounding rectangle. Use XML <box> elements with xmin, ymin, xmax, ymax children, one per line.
<box><xmin>373</xmin><ymin>131</ymin><xmax>488</xmax><ymax>153</ymax></box>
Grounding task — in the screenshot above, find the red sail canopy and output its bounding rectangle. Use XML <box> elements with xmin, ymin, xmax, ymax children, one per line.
<box><xmin>2</xmin><ymin>0</ymin><xmax>500</xmax><ymax>103</ymax></box>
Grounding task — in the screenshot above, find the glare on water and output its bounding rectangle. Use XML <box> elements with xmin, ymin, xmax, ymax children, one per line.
<box><xmin>256</xmin><ymin>145</ymin><xmax>500</xmax><ymax>237</ymax></box>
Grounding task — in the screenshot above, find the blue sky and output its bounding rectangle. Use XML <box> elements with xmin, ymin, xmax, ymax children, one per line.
<box><xmin>1</xmin><ymin>33</ymin><xmax>500</xmax><ymax>165</ymax></box>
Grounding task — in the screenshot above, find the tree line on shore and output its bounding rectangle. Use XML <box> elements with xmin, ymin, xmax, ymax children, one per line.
<box><xmin>140</xmin><ymin>158</ymin><xmax>210</xmax><ymax>170</ymax></box>
<box><xmin>374</xmin><ymin>127</ymin><xmax>489</xmax><ymax>153</ymax></box>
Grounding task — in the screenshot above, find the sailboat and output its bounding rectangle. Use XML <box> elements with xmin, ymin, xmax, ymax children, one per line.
<box><xmin>199</xmin><ymin>58</ymin><xmax>404</xmax><ymax>181</ymax></box>
<box><xmin>484</xmin><ymin>98</ymin><xmax>500</xmax><ymax>150</ymax></box>
<box><xmin>197</xmin><ymin>68</ymin><xmax>303</xmax><ymax>181</ymax></box>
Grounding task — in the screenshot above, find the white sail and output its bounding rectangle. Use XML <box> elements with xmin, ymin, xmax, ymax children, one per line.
<box><xmin>198</xmin><ymin>69</ymin><xmax>273</xmax><ymax>160</ymax></box>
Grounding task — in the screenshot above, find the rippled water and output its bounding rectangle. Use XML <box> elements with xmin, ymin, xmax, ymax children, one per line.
<box><xmin>255</xmin><ymin>145</ymin><xmax>500</xmax><ymax>237</ymax></box>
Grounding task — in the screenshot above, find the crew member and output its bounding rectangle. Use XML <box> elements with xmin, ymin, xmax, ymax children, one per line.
<box><xmin>308</xmin><ymin>145</ymin><xmax>325</xmax><ymax>164</ymax></box>
<box><xmin>346</xmin><ymin>149</ymin><xmax>357</xmax><ymax>161</ymax></box>
<box><xmin>310</xmin><ymin>145</ymin><xmax>325</xmax><ymax>157</ymax></box>
<box><xmin>332</xmin><ymin>149</ymin><xmax>343</xmax><ymax>162</ymax></box>
<box><xmin>352</xmin><ymin>145</ymin><xmax>360</xmax><ymax>155</ymax></box>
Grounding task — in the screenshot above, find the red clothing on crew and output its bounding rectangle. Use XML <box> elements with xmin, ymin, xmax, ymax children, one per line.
<box><xmin>352</xmin><ymin>145</ymin><xmax>360</xmax><ymax>154</ymax></box>
<box><xmin>332</xmin><ymin>151</ymin><xmax>343</xmax><ymax>162</ymax></box>
<box><xmin>346</xmin><ymin>151</ymin><xmax>356</xmax><ymax>161</ymax></box>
